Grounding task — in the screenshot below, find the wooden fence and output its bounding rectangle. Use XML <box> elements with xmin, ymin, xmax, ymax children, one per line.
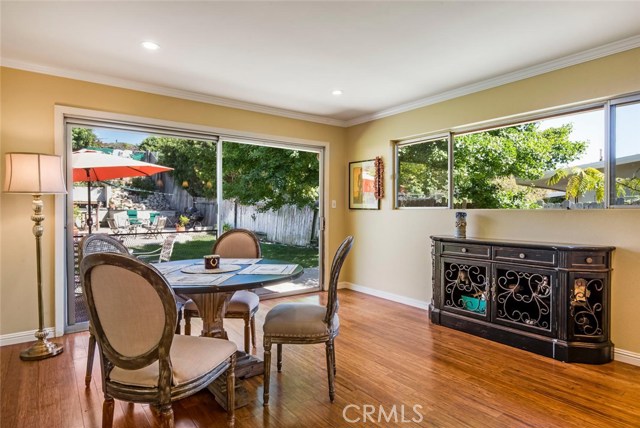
<box><xmin>165</xmin><ymin>177</ymin><xmax>318</xmax><ymax>247</ymax></box>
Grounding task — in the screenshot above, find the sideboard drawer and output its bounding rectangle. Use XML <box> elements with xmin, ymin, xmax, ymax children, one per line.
<box><xmin>441</xmin><ymin>243</ymin><xmax>490</xmax><ymax>259</ymax></box>
<box><xmin>493</xmin><ymin>246</ymin><xmax>557</xmax><ymax>267</ymax></box>
<box><xmin>568</xmin><ymin>251</ymin><xmax>609</xmax><ymax>269</ymax></box>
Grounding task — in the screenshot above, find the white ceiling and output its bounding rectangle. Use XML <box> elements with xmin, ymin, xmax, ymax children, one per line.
<box><xmin>2</xmin><ymin>1</ymin><xmax>640</xmax><ymax>126</ymax></box>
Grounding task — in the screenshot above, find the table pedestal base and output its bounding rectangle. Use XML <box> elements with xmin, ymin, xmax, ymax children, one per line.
<box><xmin>235</xmin><ymin>351</ymin><xmax>264</xmax><ymax>379</ymax></box>
<box><xmin>209</xmin><ymin>351</ymin><xmax>264</xmax><ymax>409</ymax></box>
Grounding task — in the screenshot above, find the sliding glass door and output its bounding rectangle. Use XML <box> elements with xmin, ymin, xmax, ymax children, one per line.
<box><xmin>64</xmin><ymin>120</ymin><xmax>324</xmax><ymax>332</ymax></box>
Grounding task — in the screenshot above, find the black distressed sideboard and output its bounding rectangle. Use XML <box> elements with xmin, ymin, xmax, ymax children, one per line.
<box><xmin>429</xmin><ymin>235</ymin><xmax>615</xmax><ymax>364</ymax></box>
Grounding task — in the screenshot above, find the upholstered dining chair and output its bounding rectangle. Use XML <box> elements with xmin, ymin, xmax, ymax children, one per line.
<box><xmin>183</xmin><ymin>229</ymin><xmax>261</xmax><ymax>353</ymax></box>
<box><xmin>80</xmin><ymin>253</ymin><xmax>237</xmax><ymax>428</ymax></box>
<box><xmin>133</xmin><ymin>234</ymin><xmax>186</xmax><ymax>335</ymax></box>
<box><xmin>262</xmin><ymin>235</ymin><xmax>353</xmax><ymax>405</ymax></box>
<box><xmin>80</xmin><ymin>234</ymin><xmax>185</xmax><ymax>389</ymax></box>
<box><xmin>79</xmin><ymin>234</ymin><xmax>129</xmax><ymax>388</ymax></box>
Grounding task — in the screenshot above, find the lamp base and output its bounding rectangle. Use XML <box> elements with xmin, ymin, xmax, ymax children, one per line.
<box><xmin>20</xmin><ymin>330</ymin><xmax>63</xmax><ymax>361</ymax></box>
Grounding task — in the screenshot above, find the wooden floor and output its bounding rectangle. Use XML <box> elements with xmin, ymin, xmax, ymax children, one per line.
<box><xmin>2</xmin><ymin>290</ymin><xmax>640</xmax><ymax>428</ymax></box>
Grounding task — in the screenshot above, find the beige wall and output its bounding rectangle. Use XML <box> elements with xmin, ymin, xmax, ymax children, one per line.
<box><xmin>2</xmin><ymin>48</ymin><xmax>639</xmax><ymax>356</ymax></box>
<box><xmin>0</xmin><ymin>67</ymin><xmax>347</xmax><ymax>335</ymax></box>
<box><xmin>345</xmin><ymin>48</ymin><xmax>640</xmax><ymax>354</ymax></box>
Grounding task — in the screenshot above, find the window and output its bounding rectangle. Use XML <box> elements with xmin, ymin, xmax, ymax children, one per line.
<box><xmin>610</xmin><ymin>96</ymin><xmax>640</xmax><ymax>206</ymax></box>
<box><xmin>396</xmin><ymin>135</ymin><xmax>450</xmax><ymax>208</ymax></box>
<box><xmin>454</xmin><ymin>109</ymin><xmax>604</xmax><ymax>209</ymax></box>
<box><xmin>395</xmin><ymin>92</ymin><xmax>640</xmax><ymax>210</ymax></box>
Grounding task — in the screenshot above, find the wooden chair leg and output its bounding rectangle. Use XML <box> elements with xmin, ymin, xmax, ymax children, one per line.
<box><xmin>326</xmin><ymin>339</ymin><xmax>336</xmax><ymax>402</ymax></box>
<box><xmin>184</xmin><ymin>311</ymin><xmax>192</xmax><ymax>336</ymax></box>
<box><xmin>227</xmin><ymin>354</ymin><xmax>236</xmax><ymax>427</ymax></box>
<box><xmin>102</xmin><ymin>396</ymin><xmax>115</xmax><ymax>428</ymax></box>
<box><xmin>277</xmin><ymin>344</ymin><xmax>283</xmax><ymax>372</ymax></box>
<box><xmin>85</xmin><ymin>333</ymin><xmax>96</xmax><ymax>388</ymax></box>
<box><xmin>243</xmin><ymin>315</ymin><xmax>250</xmax><ymax>353</ymax></box>
<box><xmin>250</xmin><ymin>315</ymin><xmax>257</xmax><ymax>349</ymax></box>
<box><xmin>332</xmin><ymin>342</ymin><xmax>337</xmax><ymax>376</ymax></box>
<box><xmin>158</xmin><ymin>403</ymin><xmax>174</xmax><ymax>428</ymax></box>
<box><xmin>175</xmin><ymin>308</ymin><xmax>182</xmax><ymax>335</ymax></box>
<box><xmin>263</xmin><ymin>339</ymin><xmax>272</xmax><ymax>406</ymax></box>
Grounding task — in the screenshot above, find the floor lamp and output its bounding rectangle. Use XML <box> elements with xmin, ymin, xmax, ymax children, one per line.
<box><xmin>3</xmin><ymin>152</ymin><xmax>67</xmax><ymax>360</ymax></box>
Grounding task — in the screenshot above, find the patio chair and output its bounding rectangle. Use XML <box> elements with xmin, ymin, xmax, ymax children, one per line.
<box><xmin>141</xmin><ymin>216</ymin><xmax>167</xmax><ymax>238</ymax></box>
<box><xmin>262</xmin><ymin>236</ymin><xmax>353</xmax><ymax>405</ymax></box>
<box><xmin>134</xmin><ymin>233</ymin><xmax>178</xmax><ymax>263</ymax></box>
<box><xmin>80</xmin><ymin>253</ymin><xmax>236</xmax><ymax>428</ymax></box>
<box><xmin>183</xmin><ymin>229</ymin><xmax>261</xmax><ymax>353</ymax></box>
<box><xmin>127</xmin><ymin>209</ymin><xmax>141</xmax><ymax>225</ymax></box>
<box><xmin>106</xmin><ymin>217</ymin><xmax>129</xmax><ymax>234</ymax></box>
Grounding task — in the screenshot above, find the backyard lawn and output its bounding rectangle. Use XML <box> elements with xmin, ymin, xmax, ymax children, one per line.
<box><xmin>131</xmin><ymin>233</ymin><xmax>319</xmax><ymax>268</ymax></box>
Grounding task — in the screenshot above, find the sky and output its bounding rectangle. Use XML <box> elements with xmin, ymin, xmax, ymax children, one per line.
<box><xmin>538</xmin><ymin>109</ymin><xmax>604</xmax><ymax>166</ymax></box>
<box><xmin>93</xmin><ymin>128</ymin><xmax>149</xmax><ymax>145</ymax></box>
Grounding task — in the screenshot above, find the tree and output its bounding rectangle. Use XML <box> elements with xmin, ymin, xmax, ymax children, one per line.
<box><xmin>140</xmin><ymin>137</ymin><xmax>217</xmax><ymax>200</ymax></box>
<box><xmin>455</xmin><ymin>124</ymin><xmax>587</xmax><ymax>208</ymax></box>
<box><xmin>399</xmin><ymin>123</ymin><xmax>588</xmax><ymax>209</ymax></box>
<box><xmin>139</xmin><ymin>137</ymin><xmax>319</xmax><ymax>211</ymax></box>
<box><xmin>71</xmin><ymin>127</ymin><xmax>102</xmax><ymax>151</ymax></box>
<box><xmin>548</xmin><ymin>166</ymin><xmax>640</xmax><ymax>203</ymax></box>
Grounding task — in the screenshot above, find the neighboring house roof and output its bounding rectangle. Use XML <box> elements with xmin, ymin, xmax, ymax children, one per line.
<box><xmin>517</xmin><ymin>153</ymin><xmax>640</xmax><ymax>191</ymax></box>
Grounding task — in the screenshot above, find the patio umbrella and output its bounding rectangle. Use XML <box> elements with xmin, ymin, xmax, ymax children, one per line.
<box><xmin>72</xmin><ymin>149</ymin><xmax>173</xmax><ymax>233</ymax></box>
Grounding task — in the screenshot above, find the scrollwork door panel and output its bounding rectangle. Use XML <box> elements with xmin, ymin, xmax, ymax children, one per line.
<box><xmin>492</xmin><ymin>264</ymin><xmax>556</xmax><ymax>337</ymax></box>
<box><xmin>441</xmin><ymin>259</ymin><xmax>490</xmax><ymax>320</ymax></box>
<box><xmin>567</xmin><ymin>272</ymin><xmax>608</xmax><ymax>342</ymax></box>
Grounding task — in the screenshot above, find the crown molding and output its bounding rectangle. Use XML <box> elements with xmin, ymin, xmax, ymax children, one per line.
<box><xmin>0</xmin><ymin>58</ymin><xmax>347</xmax><ymax>128</ymax></box>
<box><xmin>3</xmin><ymin>34</ymin><xmax>639</xmax><ymax>129</ymax></box>
<box><xmin>345</xmin><ymin>34</ymin><xmax>640</xmax><ymax>127</ymax></box>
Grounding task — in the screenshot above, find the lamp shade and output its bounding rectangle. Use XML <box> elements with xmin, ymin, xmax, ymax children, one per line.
<box><xmin>4</xmin><ymin>152</ymin><xmax>67</xmax><ymax>194</ymax></box>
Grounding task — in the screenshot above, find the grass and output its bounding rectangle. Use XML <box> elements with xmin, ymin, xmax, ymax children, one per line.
<box><xmin>131</xmin><ymin>233</ymin><xmax>319</xmax><ymax>268</ymax></box>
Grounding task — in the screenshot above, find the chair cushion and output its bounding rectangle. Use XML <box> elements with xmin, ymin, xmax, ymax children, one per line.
<box><xmin>110</xmin><ymin>334</ymin><xmax>236</xmax><ymax>388</ymax></box>
<box><xmin>183</xmin><ymin>291</ymin><xmax>259</xmax><ymax>314</ymax></box>
<box><xmin>263</xmin><ymin>303</ymin><xmax>338</xmax><ymax>338</ymax></box>
<box><xmin>227</xmin><ymin>290</ymin><xmax>259</xmax><ymax>313</ymax></box>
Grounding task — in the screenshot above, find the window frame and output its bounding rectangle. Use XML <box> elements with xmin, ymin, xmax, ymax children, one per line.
<box><xmin>394</xmin><ymin>133</ymin><xmax>452</xmax><ymax>209</ymax></box>
<box><xmin>394</xmin><ymin>91</ymin><xmax>640</xmax><ymax>210</ymax></box>
<box><xmin>606</xmin><ymin>93</ymin><xmax>640</xmax><ymax>208</ymax></box>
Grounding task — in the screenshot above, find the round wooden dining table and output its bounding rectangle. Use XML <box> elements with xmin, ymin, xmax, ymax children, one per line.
<box><xmin>152</xmin><ymin>258</ymin><xmax>303</xmax><ymax>409</ymax></box>
<box><xmin>155</xmin><ymin>258</ymin><xmax>303</xmax><ymax>339</ymax></box>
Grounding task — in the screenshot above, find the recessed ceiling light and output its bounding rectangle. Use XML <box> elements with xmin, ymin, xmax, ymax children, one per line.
<box><xmin>141</xmin><ymin>41</ymin><xmax>160</xmax><ymax>50</ymax></box>
<box><xmin>332</xmin><ymin>89</ymin><xmax>343</xmax><ymax>96</ymax></box>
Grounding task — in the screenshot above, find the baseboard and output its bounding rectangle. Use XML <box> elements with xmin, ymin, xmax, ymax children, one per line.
<box><xmin>339</xmin><ymin>282</ymin><xmax>640</xmax><ymax>367</ymax></box>
<box><xmin>614</xmin><ymin>348</ymin><xmax>640</xmax><ymax>367</ymax></box>
<box><xmin>0</xmin><ymin>328</ymin><xmax>57</xmax><ymax>347</ymax></box>
<box><xmin>339</xmin><ymin>282</ymin><xmax>429</xmax><ymax>310</ymax></box>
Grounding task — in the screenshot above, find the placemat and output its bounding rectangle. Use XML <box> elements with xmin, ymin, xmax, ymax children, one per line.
<box><xmin>181</xmin><ymin>264</ymin><xmax>242</xmax><ymax>274</ymax></box>
<box><xmin>171</xmin><ymin>273</ymin><xmax>234</xmax><ymax>286</ymax></box>
<box><xmin>221</xmin><ymin>258</ymin><xmax>261</xmax><ymax>265</ymax></box>
<box><xmin>238</xmin><ymin>264</ymin><xmax>299</xmax><ymax>275</ymax></box>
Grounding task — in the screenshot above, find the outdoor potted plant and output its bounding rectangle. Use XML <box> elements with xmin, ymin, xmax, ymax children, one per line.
<box><xmin>176</xmin><ymin>214</ymin><xmax>189</xmax><ymax>232</ymax></box>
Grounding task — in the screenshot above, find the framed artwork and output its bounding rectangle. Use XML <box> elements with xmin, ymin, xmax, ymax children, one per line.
<box><xmin>349</xmin><ymin>159</ymin><xmax>379</xmax><ymax>210</ymax></box>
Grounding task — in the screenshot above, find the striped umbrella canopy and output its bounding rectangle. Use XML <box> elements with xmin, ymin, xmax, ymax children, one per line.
<box><xmin>72</xmin><ymin>149</ymin><xmax>173</xmax><ymax>233</ymax></box>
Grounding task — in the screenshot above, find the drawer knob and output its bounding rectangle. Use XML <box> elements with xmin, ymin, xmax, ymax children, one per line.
<box><xmin>585</xmin><ymin>257</ymin><xmax>593</xmax><ymax>264</ymax></box>
<box><xmin>519</xmin><ymin>253</ymin><xmax>526</xmax><ymax>259</ymax></box>
<box><xmin>461</xmin><ymin>248</ymin><xmax>468</xmax><ymax>253</ymax></box>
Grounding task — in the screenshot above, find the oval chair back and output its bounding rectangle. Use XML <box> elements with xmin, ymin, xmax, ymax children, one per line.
<box><xmin>81</xmin><ymin>253</ymin><xmax>177</xmax><ymax>373</ymax></box>
<box><xmin>324</xmin><ymin>236</ymin><xmax>354</xmax><ymax>329</ymax></box>
<box><xmin>212</xmin><ymin>228</ymin><xmax>262</xmax><ymax>258</ymax></box>
<box><xmin>79</xmin><ymin>233</ymin><xmax>128</xmax><ymax>260</ymax></box>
